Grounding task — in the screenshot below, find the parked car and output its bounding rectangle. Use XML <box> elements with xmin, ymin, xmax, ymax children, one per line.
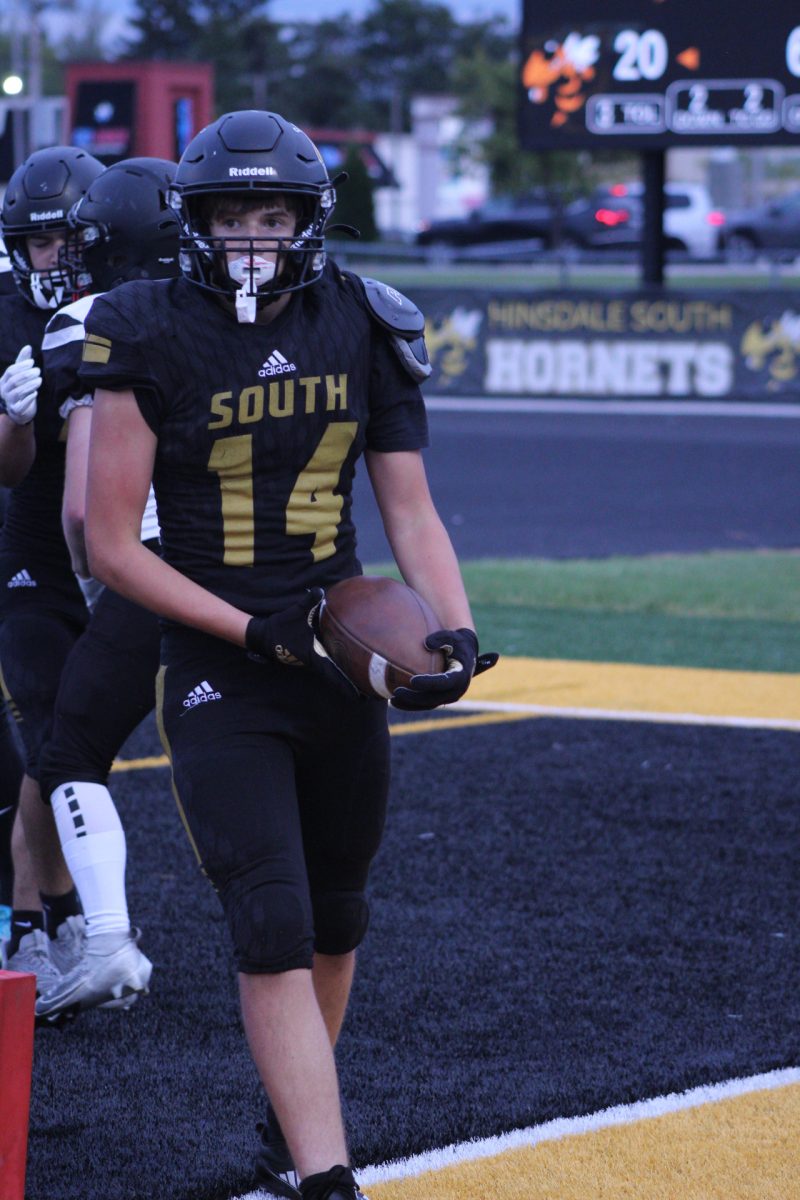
<box><xmin>663</xmin><ymin>183</ymin><xmax>725</xmax><ymax>258</ymax></box>
<box><xmin>560</xmin><ymin>184</ymin><xmax>642</xmax><ymax>250</ymax></box>
<box><xmin>562</xmin><ymin>182</ymin><xmax>724</xmax><ymax>258</ymax></box>
<box><xmin>415</xmin><ymin>181</ymin><xmax>724</xmax><ymax>260</ymax></box>
<box><xmin>719</xmin><ymin>190</ymin><xmax>800</xmax><ymax>262</ymax></box>
<box><xmin>415</xmin><ymin>190</ymin><xmax>561</xmax><ymax>251</ymax></box>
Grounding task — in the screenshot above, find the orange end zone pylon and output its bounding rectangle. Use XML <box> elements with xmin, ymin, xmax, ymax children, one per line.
<box><xmin>0</xmin><ymin>969</ymin><xmax>36</xmax><ymax>1200</ymax></box>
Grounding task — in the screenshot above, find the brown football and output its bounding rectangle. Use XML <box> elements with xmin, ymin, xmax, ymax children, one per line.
<box><xmin>319</xmin><ymin>575</ymin><xmax>445</xmax><ymax>699</ymax></box>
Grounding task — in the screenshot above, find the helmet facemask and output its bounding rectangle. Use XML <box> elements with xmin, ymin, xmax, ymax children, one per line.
<box><xmin>60</xmin><ymin>213</ymin><xmax>166</xmax><ymax>296</ymax></box>
<box><xmin>174</xmin><ymin>185</ymin><xmax>335</xmax><ymax>322</ymax></box>
<box><xmin>60</xmin><ymin>158</ymin><xmax>181</xmax><ymax>296</ymax></box>
<box><xmin>7</xmin><ymin>231</ymin><xmax>83</xmax><ymax>310</ymax></box>
<box><xmin>60</xmin><ymin>220</ymin><xmax>107</xmax><ymax>295</ymax></box>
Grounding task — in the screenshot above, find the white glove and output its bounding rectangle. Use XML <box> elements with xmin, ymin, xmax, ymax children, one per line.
<box><xmin>76</xmin><ymin>574</ymin><xmax>105</xmax><ymax>613</ymax></box>
<box><xmin>0</xmin><ymin>345</ymin><xmax>41</xmax><ymax>426</ymax></box>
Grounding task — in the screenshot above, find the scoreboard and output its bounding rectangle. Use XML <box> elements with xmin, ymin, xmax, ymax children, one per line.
<box><xmin>519</xmin><ymin>2</ymin><xmax>800</xmax><ymax>149</ymax></box>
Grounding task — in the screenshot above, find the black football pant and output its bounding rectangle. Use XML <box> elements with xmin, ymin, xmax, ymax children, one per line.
<box><xmin>158</xmin><ymin>630</ymin><xmax>391</xmax><ymax>974</ymax></box>
<box><xmin>39</xmin><ymin>585</ymin><xmax>162</xmax><ymax>802</ymax></box>
<box><xmin>0</xmin><ymin>558</ymin><xmax>88</xmax><ymax>781</ymax></box>
<box><xmin>0</xmin><ymin>699</ymin><xmax>23</xmax><ymax>907</ymax></box>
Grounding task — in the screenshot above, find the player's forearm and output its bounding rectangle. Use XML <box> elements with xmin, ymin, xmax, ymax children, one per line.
<box><xmin>62</xmin><ymin>507</ymin><xmax>89</xmax><ymax>577</ymax></box>
<box><xmin>87</xmin><ymin>534</ymin><xmax>251</xmax><ymax>646</ymax></box>
<box><xmin>386</xmin><ymin>510</ymin><xmax>474</xmax><ymax>633</ymax></box>
<box><xmin>62</xmin><ymin>406</ymin><xmax>91</xmax><ymax>575</ymax></box>
<box><xmin>0</xmin><ymin>414</ymin><xmax>35</xmax><ymax>487</ymax></box>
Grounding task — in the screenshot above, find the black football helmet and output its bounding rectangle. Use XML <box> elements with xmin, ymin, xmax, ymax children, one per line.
<box><xmin>62</xmin><ymin>157</ymin><xmax>181</xmax><ymax>294</ymax></box>
<box><xmin>1</xmin><ymin>146</ymin><xmax>104</xmax><ymax>309</ymax></box>
<box><xmin>171</xmin><ymin>110</ymin><xmax>337</xmax><ymax>316</ymax></box>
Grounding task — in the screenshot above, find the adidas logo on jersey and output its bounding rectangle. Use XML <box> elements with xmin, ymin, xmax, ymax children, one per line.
<box><xmin>182</xmin><ymin>680</ymin><xmax>222</xmax><ymax>708</ymax></box>
<box><xmin>258</xmin><ymin>350</ymin><xmax>296</xmax><ymax>377</ymax></box>
<box><xmin>7</xmin><ymin>569</ymin><xmax>37</xmax><ymax>588</ymax></box>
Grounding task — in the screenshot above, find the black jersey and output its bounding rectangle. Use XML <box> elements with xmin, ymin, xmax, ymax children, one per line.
<box><xmin>80</xmin><ymin>266</ymin><xmax>429</xmax><ymax>614</ymax></box>
<box><xmin>43</xmin><ymin>294</ymin><xmax>161</xmax><ymax>544</ymax></box>
<box><xmin>41</xmin><ymin>294</ymin><xmax>96</xmax><ymax>416</ymax></box>
<box><xmin>0</xmin><ymin>293</ymin><xmax>73</xmax><ymax>567</ymax></box>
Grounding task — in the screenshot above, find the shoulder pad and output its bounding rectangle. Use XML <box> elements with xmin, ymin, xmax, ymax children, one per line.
<box><xmin>360</xmin><ymin>277</ymin><xmax>431</xmax><ymax>382</ymax></box>
<box><xmin>361</xmin><ymin>277</ymin><xmax>425</xmax><ymax>339</ymax></box>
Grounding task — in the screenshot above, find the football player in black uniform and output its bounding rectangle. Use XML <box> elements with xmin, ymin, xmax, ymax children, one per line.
<box><xmin>81</xmin><ymin>110</ymin><xmax>496</xmax><ymax>1200</ymax></box>
<box><xmin>0</xmin><ymin>496</ymin><xmax>24</xmax><ymax>947</ymax></box>
<box><xmin>0</xmin><ymin>146</ymin><xmax>104</xmax><ymax>991</ymax></box>
<box><xmin>33</xmin><ymin>158</ymin><xmax>183</xmax><ymax>1022</ymax></box>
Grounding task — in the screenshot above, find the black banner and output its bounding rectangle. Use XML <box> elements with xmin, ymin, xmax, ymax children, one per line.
<box><xmin>413</xmin><ymin>288</ymin><xmax>800</xmax><ymax>403</ymax></box>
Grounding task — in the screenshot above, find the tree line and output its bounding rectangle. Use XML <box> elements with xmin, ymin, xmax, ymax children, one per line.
<box><xmin>12</xmin><ymin>0</ymin><xmax>618</xmax><ymax>203</ymax></box>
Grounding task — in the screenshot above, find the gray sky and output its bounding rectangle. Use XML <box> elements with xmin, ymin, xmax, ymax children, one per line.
<box><xmin>267</xmin><ymin>1</ymin><xmax>519</xmax><ymax>24</ymax></box>
<box><xmin>39</xmin><ymin>0</ymin><xmax>520</xmax><ymax>56</ymax></box>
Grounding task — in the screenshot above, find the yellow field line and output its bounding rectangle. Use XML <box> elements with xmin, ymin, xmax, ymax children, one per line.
<box><xmin>465</xmin><ymin>657</ymin><xmax>800</xmax><ymax>723</ymax></box>
<box><xmin>363</xmin><ymin>1080</ymin><xmax>800</xmax><ymax>1200</ymax></box>
<box><xmin>390</xmin><ymin>711</ymin><xmax>535</xmax><ymax>735</ymax></box>
<box><xmin>110</xmin><ymin>712</ymin><xmax>536</xmax><ymax>772</ymax></box>
<box><xmin>110</xmin><ymin>657</ymin><xmax>800</xmax><ymax>773</ymax></box>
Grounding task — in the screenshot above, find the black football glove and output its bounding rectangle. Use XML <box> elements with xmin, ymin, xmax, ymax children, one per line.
<box><xmin>245</xmin><ymin>589</ymin><xmax>358</xmax><ymax>697</ymax></box>
<box><xmin>391</xmin><ymin>628</ymin><xmax>499</xmax><ymax>711</ymax></box>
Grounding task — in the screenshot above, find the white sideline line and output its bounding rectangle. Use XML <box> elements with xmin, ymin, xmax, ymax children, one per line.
<box><xmin>453</xmin><ymin>698</ymin><xmax>800</xmax><ymax>732</ymax></box>
<box><xmin>425</xmin><ymin>396</ymin><xmax>800</xmax><ymax>417</ymax></box>
<box><xmin>234</xmin><ymin>1067</ymin><xmax>800</xmax><ymax>1197</ymax></box>
<box><xmin>356</xmin><ymin>1067</ymin><xmax>800</xmax><ymax>1187</ymax></box>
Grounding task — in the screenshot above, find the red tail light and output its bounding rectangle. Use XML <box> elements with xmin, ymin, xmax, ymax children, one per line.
<box><xmin>595</xmin><ymin>207</ymin><xmax>629</xmax><ymax>227</ymax></box>
<box><xmin>706</xmin><ymin>210</ymin><xmax>726</xmax><ymax>227</ymax></box>
<box><xmin>609</xmin><ymin>184</ymin><xmax>628</xmax><ymax>197</ymax></box>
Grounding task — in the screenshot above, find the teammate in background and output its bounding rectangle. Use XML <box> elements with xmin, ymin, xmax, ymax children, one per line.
<box><xmin>0</xmin><ymin>700</ymin><xmax>23</xmax><ymax>944</ymax></box>
<box><xmin>32</xmin><ymin>159</ymin><xmax>183</xmax><ymax>1022</ymax></box>
<box><xmin>0</xmin><ymin>485</ymin><xmax>24</xmax><ymax>946</ymax></box>
<box><xmin>81</xmin><ymin>110</ymin><xmax>496</xmax><ymax>1200</ymax></box>
<box><xmin>0</xmin><ymin>146</ymin><xmax>104</xmax><ymax>991</ymax></box>
<box><xmin>0</xmin><ymin>235</ymin><xmax>15</xmax><ymax>295</ymax></box>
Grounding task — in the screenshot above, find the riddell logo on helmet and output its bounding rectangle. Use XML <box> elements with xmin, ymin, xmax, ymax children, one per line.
<box><xmin>31</xmin><ymin>209</ymin><xmax>64</xmax><ymax>221</ymax></box>
<box><xmin>228</xmin><ymin>167</ymin><xmax>278</xmax><ymax>177</ymax></box>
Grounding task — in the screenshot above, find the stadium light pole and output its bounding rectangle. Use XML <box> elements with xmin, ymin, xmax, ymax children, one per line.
<box><xmin>3</xmin><ymin>0</ymin><xmax>49</xmax><ymax>159</ymax></box>
<box><xmin>28</xmin><ymin>1</ymin><xmax>44</xmax><ymax>151</ymax></box>
<box><xmin>7</xmin><ymin>0</ymin><xmax>28</xmax><ymax>160</ymax></box>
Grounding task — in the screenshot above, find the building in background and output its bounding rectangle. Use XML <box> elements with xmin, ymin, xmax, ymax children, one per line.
<box><xmin>374</xmin><ymin>95</ymin><xmax>491</xmax><ymax>239</ymax></box>
<box><xmin>64</xmin><ymin>61</ymin><xmax>214</xmax><ymax>165</ymax></box>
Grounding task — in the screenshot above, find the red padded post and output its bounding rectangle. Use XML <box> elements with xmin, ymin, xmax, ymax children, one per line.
<box><xmin>0</xmin><ymin>969</ymin><xmax>36</xmax><ymax>1200</ymax></box>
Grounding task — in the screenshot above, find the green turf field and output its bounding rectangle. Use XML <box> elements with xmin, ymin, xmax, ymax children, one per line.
<box><xmin>338</xmin><ymin>256</ymin><xmax>800</xmax><ymax>293</ymax></box>
<box><xmin>368</xmin><ymin>551</ymin><xmax>800</xmax><ymax>673</ymax></box>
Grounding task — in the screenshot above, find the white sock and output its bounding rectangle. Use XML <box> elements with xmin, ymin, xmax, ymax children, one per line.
<box><xmin>51</xmin><ymin>781</ymin><xmax>130</xmax><ymax>938</ymax></box>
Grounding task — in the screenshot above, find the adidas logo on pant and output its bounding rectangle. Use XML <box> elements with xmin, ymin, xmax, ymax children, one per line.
<box><xmin>7</xmin><ymin>569</ymin><xmax>37</xmax><ymax>588</ymax></box>
<box><xmin>182</xmin><ymin>680</ymin><xmax>222</xmax><ymax>708</ymax></box>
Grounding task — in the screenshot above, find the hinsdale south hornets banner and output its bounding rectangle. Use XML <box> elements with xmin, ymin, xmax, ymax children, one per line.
<box><xmin>413</xmin><ymin>289</ymin><xmax>800</xmax><ymax>402</ymax></box>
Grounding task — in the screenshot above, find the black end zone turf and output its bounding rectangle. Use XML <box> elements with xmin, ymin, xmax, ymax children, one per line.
<box><xmin>25</xmin><ymin>714</ymin><xmax>799</xmax><ymax>1200</ymax></box>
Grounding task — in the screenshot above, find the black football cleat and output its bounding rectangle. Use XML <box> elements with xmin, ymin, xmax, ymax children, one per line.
<box><xmin>299</xmin><ymin>1164</ymin><xmax>369</xmax><ymax>1200</ymax></box>
<box><xmin>255</xmin><ymin>1115</ymin><xmax>301</xmax><ymax>1199</ymax></box>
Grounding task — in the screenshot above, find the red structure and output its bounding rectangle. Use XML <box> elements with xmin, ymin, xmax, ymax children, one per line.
<box><xmin>0</xmin><ymin>970</ymin><xmax>36</xmax><ymax>1200</ymax></box>
<box><xmin>64</xmin><ymin>61</ymin><xmax>214</xmax><ymax>164</ymax></box>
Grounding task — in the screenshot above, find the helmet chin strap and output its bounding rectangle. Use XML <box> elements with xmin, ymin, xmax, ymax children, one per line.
<box><xmin>229</xmin><ymin>256</ymin><xmax>275</xmax><ymax>324</ymax></box>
